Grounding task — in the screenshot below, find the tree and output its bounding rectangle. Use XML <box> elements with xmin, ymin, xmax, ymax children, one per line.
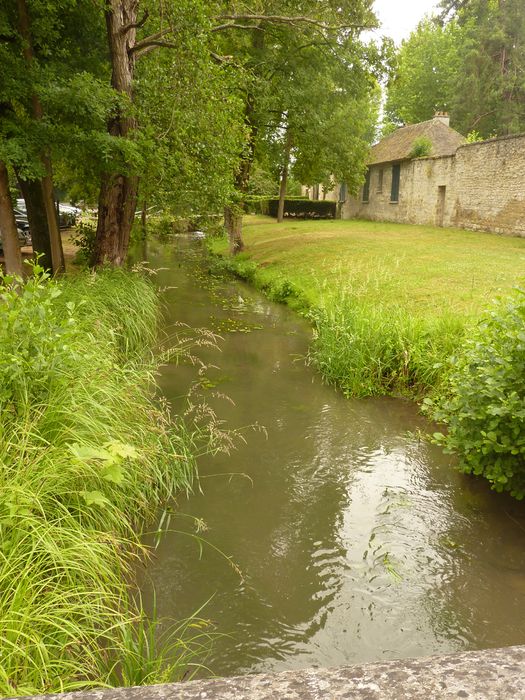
<box><xmin>451</xmin><ymin>0</ymin><xmax>525</xmax><ymax>136</ymax></box>
<box><xmin>14</xmin><ymin>0</ymin><xmax>65</xmax><ymax>272</ymax></box>
<box><xmin>0</xmin><ymin>0</ymin><xmax>110</xmax><ymax>273</ymax></box>
<box><xmin>384</xmin><ymin>18</ymin><xmax>460</xmax><ymax>128</ymax></box>
<box><xmin>213</xmin><ymin>0</ymin><xmax>381</xmax><ymax>253</ymax></box>
<box><xmin>280</xmin><ymin>42</ymin><xmax>383</xmax><ymax>216</ymax></box>
<box><xmin>132</xmin><ymin>3</ymin><xmax>244</xmax><ymax>227</ymax></box>
<box><xmin>91</xmin><ymin>0</ymin><xmax>248</xmax><ymax>265</ymax></box>
<box><xmin>385</xmin><ymin>1</ymin><xmax>525</xmax><ymax>138</ymax></box>
<box><xmin>0</xmin><ymin>161</ymin><xmax>23</xmax><ymax>276</ymax></box>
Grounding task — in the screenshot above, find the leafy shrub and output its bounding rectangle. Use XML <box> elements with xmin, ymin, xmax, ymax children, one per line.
<box><xmin>466</xmin><ymin>130</ymin><xmax>484</xmax><ymax>143</ymax></box>
<box><xmin>263</xmin><ymin>276</ymin><xmax>299</xmax><ymax>304</ymax></box>
<box><xmin>148</xmin><ymin>214</ymin><xmax>191</xmax><ymax>239</ymax></box>
<box><xmin>427</xmin><ymin>287</ymin><xmax>525</xmax><ymax>499</ymax></box>
<box><xmin>409</xmin><ymin>136</ymin><xmax>433</xmax><ymax>158</ymax></box>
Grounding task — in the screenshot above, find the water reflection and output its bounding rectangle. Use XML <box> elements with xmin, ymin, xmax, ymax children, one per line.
<box><xmin>140</xmin><ymin>238</ymin><xmax>525</xmax><ymax>677</ymax></box>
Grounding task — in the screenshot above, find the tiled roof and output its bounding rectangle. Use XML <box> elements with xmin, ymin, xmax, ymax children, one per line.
<box><xmin>369</xmin><ymin>118</ymin><xmax>466</xmax><ymax>165</ymax></box>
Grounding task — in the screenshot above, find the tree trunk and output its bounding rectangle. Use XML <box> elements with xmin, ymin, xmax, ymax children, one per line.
<box><xmin>17</xmin><ymin>175</ymin><xmax>53</xmax><ymax>271</ymax></box>
<box><xmin>0</xmin><ymin>162</ymin><xmax>23</xmax><ymax>276</ymax></box>
<box><xmin>17</xmin><ymin>0</ymin><xmax>65</xmax><ymax>274</ymax></box>
<box><xmin>277</xmin><ymin>129</ymin><xmax>293</xmax><ymax>223</ymax></box>
<box><xmin>93</xmin><ymin>173</ymin><xmax>138</xmax><ymax>266</ymax></box>
<box><xmin>41</xmin><ymin>158</ymin><xmax>65</xmax><ymax>273</ymax></box>
<box><xmin>224</xmin><ymin>206</ymin><xmax>244</xmax><ymax>255</ymax></box>
<box><xmin>224</xmin><ymin>29</ymin><xmax>262</xmax><ymax>254</ymax></box>
<box><xmin>92</xmin><ymin>0</ymin><xmax>139</xmax><ymax>267</ymax></box>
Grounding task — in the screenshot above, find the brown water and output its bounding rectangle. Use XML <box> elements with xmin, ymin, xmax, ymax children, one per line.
<box><xmin>141</xmin><ymin>237</ymin><xmax>525</xmax><ymax>677</ymax></box>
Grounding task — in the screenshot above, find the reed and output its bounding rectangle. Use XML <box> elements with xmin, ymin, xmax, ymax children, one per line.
<box><xmin>0</xmin><ymin>265</ymin><xmax>205</xmax><ymax>695</ymax></box>
<box><xmin>308</xmin><ymin>290</ymin><xmax>465</xmax><ymax>397</ymax></box>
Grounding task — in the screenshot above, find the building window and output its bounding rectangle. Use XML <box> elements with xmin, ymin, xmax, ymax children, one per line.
<box><xmin>339</xmin><ymin>182</ymin><xmax>347</xmax><ymax>203</ymax></box>
<box><xmin>377</xmin><ymin>168</ymin><xmax>384</xmax><ymax>193</ymax></box>
<box><xmin>362</xmin><ymin>169</ymin><xmax>371</xmax><ymax>203</ymax></box>
<box><xmin>390</xmin><ymin>164</ymin><xmax>400</xmax><ymax>203</ymax></box>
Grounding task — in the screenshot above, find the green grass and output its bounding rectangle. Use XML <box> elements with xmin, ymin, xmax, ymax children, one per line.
<box><xmin>0</xmin><ymin>265</ymin><xmax>209</xmax><ymax>695</ymax></box>
<box><xmin>210</xmin><ymin>215</ymin><xmax>525</xmax><ymax>396</ymax></box>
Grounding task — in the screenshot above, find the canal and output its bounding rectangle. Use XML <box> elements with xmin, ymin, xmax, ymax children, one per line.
<box><xmin>141</xmin><ymin>236</ymin><xmax>525</xmax><ymax>678</ymax></box>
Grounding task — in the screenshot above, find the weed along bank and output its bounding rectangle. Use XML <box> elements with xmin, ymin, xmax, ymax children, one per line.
<box><xmin>0</xmin><ymin>266</ymin><xmax>205</xmax><ymax>695</ymax></box>
<box><xmin>307</xmin><ymin>113</ymin><xmax>525</xmax><ymax>237</ymax></box>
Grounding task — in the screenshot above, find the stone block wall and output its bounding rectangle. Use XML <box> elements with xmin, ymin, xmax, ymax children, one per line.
<box><xmin>340</xmin><ymin>133</ymin><xmax>525</xmax><ymax>237</ymax></box>
<box><xmin>408</xmin><ymin>155</ymin><xmax>456</xmax><ymax>227</ymax></box>
<box><xmin>341</xmin><ymin>162</ymin><xmax>413</xmax><ymax>222</ymax></box>
<box><xmin>452</xmin><ymin>135</ymin><xmax>525</xmax><ymax>236</ymax></box>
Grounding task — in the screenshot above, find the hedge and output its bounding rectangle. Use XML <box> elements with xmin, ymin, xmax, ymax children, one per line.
<box><xmin>267</xmin><ymin>198</ymin><xmax>336</xmax><ymax>219</ymax></box>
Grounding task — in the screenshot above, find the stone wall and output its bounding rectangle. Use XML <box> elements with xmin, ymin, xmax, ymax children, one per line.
<box><xmin>17</xmin><ymin>645</ymin><xmax>525</xmax><ymax>700</ymax></box>
<box><xmin>342</xmin><ymin>161</ymin><xmax>413</xmax><ymax>223</ymax></box>
<box><xmin>340</xmin><ymin>133</ymin><xmax>525</xmax><ymax>237</ymax></box>
<box><xmin>452</xmin><ymin>135</ymin><xmax>525</xmax><ymax>235</ymax></box>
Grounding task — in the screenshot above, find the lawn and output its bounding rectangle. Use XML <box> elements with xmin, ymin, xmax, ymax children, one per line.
<box><xmin>210</xmin><ymin>216</ymin><xmax>525</xmax><ymax>397</ymax></box>
<box><xmin>212</xmin><ymin>215</ymin><xmax>525</xmax><ymax>320</ymax></box>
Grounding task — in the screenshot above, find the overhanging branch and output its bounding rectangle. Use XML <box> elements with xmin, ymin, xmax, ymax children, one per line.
<box><xmin>215</xmin><ymin>14</ymin><xmax>376</xmax><ymax>31</ymax></box>
<box><xmin>211</xmin><ymin>23</ymin><xmax>264</xmax><ymax>32</ymax></box>
<box><xmin>211</xmin><ymin>51</ymin><xmax>234</xmax><ymax>63</ymax></box>
<box><xmin>132</xmin><ymin>39</ymin><xmax>177</xmax><ymax>59</ymax></box>
<box><xmin>129</xmin><ymin>28</ymin><xmax>174</xmax><ymax>57</ymax></box>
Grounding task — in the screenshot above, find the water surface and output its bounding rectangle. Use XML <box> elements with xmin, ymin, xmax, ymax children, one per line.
<box><xmin>141</xmin><ymin>237</ymin><xmax>525</xmax><ymax>677</ymax></box>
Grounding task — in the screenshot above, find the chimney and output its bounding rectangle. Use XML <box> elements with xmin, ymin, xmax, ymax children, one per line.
<box><xmin>433</xmin><ymin>111</ymin><xmax>450</xmax><ymax>127</ymax></box>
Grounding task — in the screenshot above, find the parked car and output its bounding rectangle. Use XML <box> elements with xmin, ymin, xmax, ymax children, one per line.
<box><xmin>13</xmin><ymin>209</ymin><xmax>31</xmax><ymax>243</ymax></box>
<box><xmin>58</xmin><ymin>203</ymin><xmax>81</xmax><ymax>228</ymax></box>
<box><xmin>17</xmin><ymin>197</ymin><xmax>80</xmax><ymax>229</ymax></box>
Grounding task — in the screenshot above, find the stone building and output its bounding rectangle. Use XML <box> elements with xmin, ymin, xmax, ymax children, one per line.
<box><xmin>307</xmin><ymin>113</ymin><xmax>525</xmax><ymax>237</ymax></box>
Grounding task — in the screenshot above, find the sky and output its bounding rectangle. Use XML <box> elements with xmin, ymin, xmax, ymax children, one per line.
<box><xmin>372</xmin><ymin>0</ymin><xmax>440</xmax><ymax>45</ymax></box>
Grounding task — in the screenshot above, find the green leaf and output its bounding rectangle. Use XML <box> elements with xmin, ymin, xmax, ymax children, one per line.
<box><xmin>80</xmin><ymin>490</ymin><xmax>110</xmax><ymax>508</ymax></box>
<box><xmin>69</xmin><ymin>442</ymin><xmax>114</xmax><ymax>463</ymax></box>
<box><xmin>102</xmin><ymin>463</ymin><xmax>125</xmax><ymax>485</ymax></box>
<box><xmin>105</xmin><ymin>441</ymin><xmax>139</xmax><ymax>460</ymax></box>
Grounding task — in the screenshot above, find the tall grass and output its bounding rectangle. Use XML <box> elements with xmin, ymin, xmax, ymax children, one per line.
<box><xmin>308</xmin><ymin>291</ymin><xmax>465</xmax><ymax>397</ymax></box>
<box><xmin>0</xmin><ymin>264</ymin><xmax>207</xmax><ymax>695</ymax></box>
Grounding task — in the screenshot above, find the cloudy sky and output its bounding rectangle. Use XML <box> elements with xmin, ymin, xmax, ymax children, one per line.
<box><xmin>372</xmin><ymin>0</ymin><xmax>440</xmax><ymax>44</ymax></box>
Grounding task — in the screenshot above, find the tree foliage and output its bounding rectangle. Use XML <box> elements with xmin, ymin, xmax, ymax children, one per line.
<box><xmin>213</xmin><ymin>0</ymin><xmax>385</xmax><ymax>243</ymax></box>
<box><xmin>385</xmin><ymin>0</ymin><xmax>525</xmax><ymax>137</ymax></box>
<box><xmin>384</xmin><ymin>19</ymin><xmax>460</xmax><ymax>128</ymax></box>
<box><xmin>0</xmin><ymin>0</ymin><xmax>390</xmax><ymax>264</ymax></box>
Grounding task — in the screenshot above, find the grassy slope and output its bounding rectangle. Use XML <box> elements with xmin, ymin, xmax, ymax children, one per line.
<box><xmin>211</xmin><ymin>216</ymin><xmax>525</xmax><ymax>396</ymax></box>
<box><xmin>214</xmin><ymin>216</ymin><xmax>525</xmax><ymax>317</ymax></box>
